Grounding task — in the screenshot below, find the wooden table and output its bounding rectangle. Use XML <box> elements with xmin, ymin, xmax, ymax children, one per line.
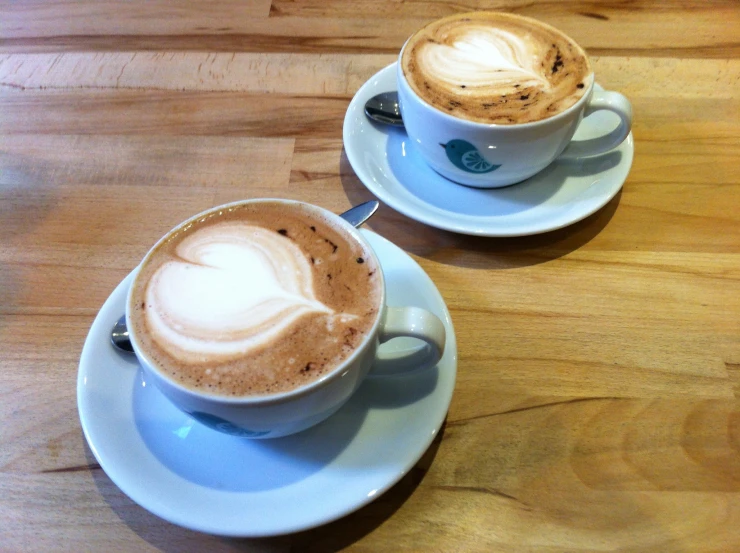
<box><xmin>2</xmin><ymin>1</ymin><xmax>739</xmax><ymax>551</ymax></box>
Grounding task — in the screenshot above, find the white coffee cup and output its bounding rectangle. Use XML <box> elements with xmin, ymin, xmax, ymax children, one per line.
<box><xmin>126</xmin><ymin>199</ymin><xmax>446</xmax><ymax>438</ymax></box>
<box><xmin>397</xmin><ymin>15</ymin><xmax>633</xmax><ymax>189</ymax></box>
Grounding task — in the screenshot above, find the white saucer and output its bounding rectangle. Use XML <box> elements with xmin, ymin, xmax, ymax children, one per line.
<box><xmin>77</xmin><ymin>230</ymin><xmax>457</xmax><ymax>537</ymax></box>
<box><xmin>343</xmin><ymin>63</ymin><xmax>634</xmax><ymax>237</ymax></box>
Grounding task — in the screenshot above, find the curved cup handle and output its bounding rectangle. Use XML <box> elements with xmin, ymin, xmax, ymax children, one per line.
<box><xmin>370</xmin><ymin>306</ymin><xmax>446</xmax><ymax>376</ymax></box>
<box><xmin>559</xmin><ymin>89</ymin><xmax>633</xmax><ymax>160</ymax></box>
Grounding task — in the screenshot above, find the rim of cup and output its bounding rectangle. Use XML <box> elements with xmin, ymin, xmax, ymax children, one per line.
<box><xmin>126</xmin><ymin>198</ymin><xmax>387</xmax><ymax>406</ymax></box>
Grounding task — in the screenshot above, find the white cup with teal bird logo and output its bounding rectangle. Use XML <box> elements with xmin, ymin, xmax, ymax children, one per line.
<box><xmin>396</xmin><ymin>12</ymin><xmax>633</xmax><ymax>189</ymax></box>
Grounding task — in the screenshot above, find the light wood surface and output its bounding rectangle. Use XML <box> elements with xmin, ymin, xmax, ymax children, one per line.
<box><xmin>1</xmin><ymin>1</ymin><xmax>739</xmax><ymax>551</ymax></box>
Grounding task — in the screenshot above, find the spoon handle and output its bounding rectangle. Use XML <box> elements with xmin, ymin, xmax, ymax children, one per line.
<box><xmin>338</xmin><ymin>200</ymin><xmax>380</xmax><ymax>228</ymax></box>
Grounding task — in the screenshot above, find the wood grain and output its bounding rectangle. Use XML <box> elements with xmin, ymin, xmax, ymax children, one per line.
<box><xmin>2</xmin><ymin>1</ymin><xmax>739</xmax><ymax>57</ymax></box>
<box><xmin>1</xmin><ymin>0</ymin><xmax>739</xmax><ymax>551</ymax></box>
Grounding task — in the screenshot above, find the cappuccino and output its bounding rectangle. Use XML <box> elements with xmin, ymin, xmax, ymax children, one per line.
<box><xmin>401</xmin><ymin>12</ymin><xmax>593</xmax><ymax>124</ymax></box>
<box><xmin>128</xmin><ymin>201</ymin><xmax>382</xmax><ymax>397</ymax></box>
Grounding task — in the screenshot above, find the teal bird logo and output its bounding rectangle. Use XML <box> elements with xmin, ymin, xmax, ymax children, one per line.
<box><xmin>441</xmin><ymin>139</ymin><xmax>501</xmax><ymax>174</ymax></box>
<box><xmin>188</xmin><ymin>411</ymin><xmax>270</xmax><ymax>437</ymax></box>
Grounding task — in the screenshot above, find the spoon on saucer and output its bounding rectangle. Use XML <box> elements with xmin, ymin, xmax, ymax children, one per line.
<box><xmin>110</xmin><ymin>200</ymin><xmax>381</xmax><ymax>353</ymax></box>
<box><xmin>364</xmin><ymin>92</ymin><xmax>403</xmax><ymax>127</ymax></box>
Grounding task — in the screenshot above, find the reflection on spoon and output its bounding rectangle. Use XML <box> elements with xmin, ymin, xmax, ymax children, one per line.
<box><xmin>110</xmin><ymin>200</ymin><xmax>381</xmax><ymax>353</ymax></box>
<box><xmin>110</xmin><ymin>316</ymin><xmax>134</xmax><ymax>353</ymax></box>
<box><xmin>364</xmin><ymin>91</ymin><xmax>404</xmax><ymax>127</ymax></box>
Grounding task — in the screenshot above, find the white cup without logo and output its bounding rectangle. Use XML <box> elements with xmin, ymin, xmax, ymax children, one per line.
<box><xmin>126</xmin><ymin>199</ymin><xmax>446</xmax><ymax>439</ymax></box>
<box><xmin>397</xmin><ymin>47</ymin><xmax>633</xmax><ymax>189</ymax></box>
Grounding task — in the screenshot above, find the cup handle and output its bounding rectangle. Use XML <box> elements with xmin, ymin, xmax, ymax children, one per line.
<box><xmin>558</xmin><ymin>89</ymin><xmax>633</xmax><ymax>160</ymax></box>
<box><xmin>370</xmin><ymin>306</ymin><xmax>446</xmax><ymax>376</ymax></box>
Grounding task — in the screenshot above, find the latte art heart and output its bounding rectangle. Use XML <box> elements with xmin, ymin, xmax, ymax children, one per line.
<box><xmin>128</xmin><ymin>200</ymin><xmax>382</xmax><ymax>397</ymax></box>
<box><xmin>419</xmin><ymin>28</ymin><xmax>550</xmax><ymax>90</ymax></box>
<box><xmin>145</xmin><ymin>222</ymin><xmax>334</xmax><ymax>363</ymax></box>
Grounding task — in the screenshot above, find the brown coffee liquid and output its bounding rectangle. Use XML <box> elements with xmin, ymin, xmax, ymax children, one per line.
<box><xmin>401</xmin><ymin>12</ymin><xmax>593</xmax><ymax>124</ymax></box>
<box><xmin>128</xmin><ymin>201</ymin><xmax>382</xmax><ymax>397</ymax></box>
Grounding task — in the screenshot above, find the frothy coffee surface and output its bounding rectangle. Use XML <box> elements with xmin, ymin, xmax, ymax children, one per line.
<box><xmin>401</xmin><ymin>12</ymin><xmax>593</xmax><ymax>124</ymax></box>
<box><xmin>129</xmin><ymin>201</ymin><xmax>381</xmax><ymax>397</ymax></box>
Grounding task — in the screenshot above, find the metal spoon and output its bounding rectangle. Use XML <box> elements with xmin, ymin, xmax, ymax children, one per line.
<box><xmin>110</xmin><ymin>200</ymin><xmax>381</xmax><ymax>353</ymax></box>
<box><xmin>364</xmin><ymin>91</ymin><xmax>403</xmax><ymax>127</ymax></box>
<box><xmin>111</xmin><ymin>316</ymin><xmax>134</xmax><ymax>353</ymax></box>
<box><xmin>337</xmin><ymin>199</ymin><xmax>380</xmax><ymax>227</ymax></box>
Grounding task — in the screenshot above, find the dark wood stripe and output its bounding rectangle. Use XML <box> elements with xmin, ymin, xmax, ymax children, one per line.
<box><xmin>449</xmin><ymin>397</ymin><xmax>623</xmax><ymax>425</ymax></box>
<box><xmin>40</xmin><ymin>463</ymin><xmax>102</xmax><ymax>474</ymax></box>
<box><xmin>1</xmin><ymin>37</ymin><xmax>738</xmax><ymax>58</ymax></box>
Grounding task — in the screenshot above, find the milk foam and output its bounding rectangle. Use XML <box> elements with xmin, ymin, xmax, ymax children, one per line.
<box><xmin>420</xmin><ymin>28</ymin><xmax>550</xmax><ymax>91</ymax></box>
<box><xmin>401</xmin><ymin>12</ymin><xmax>593</xmax><ymax>124</ymax></box>
<box><xmin>129</xmin><ymin>201</ymin><xmax>382</xmax><ymax>397</ymax></box>
<box><xmin>145</xmin><ymin>222</ymin><xmax>333</xmax><ymax>363</ymax></box>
